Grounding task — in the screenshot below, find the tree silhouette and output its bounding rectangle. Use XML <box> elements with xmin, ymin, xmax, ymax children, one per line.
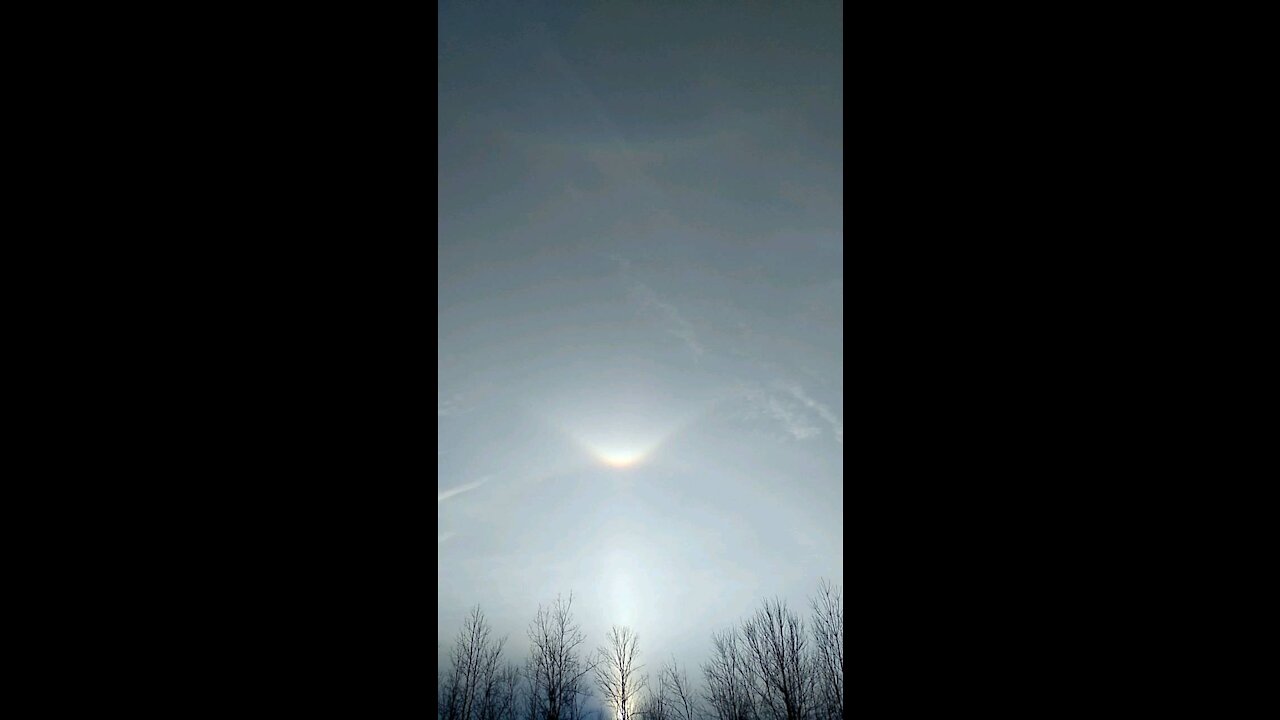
<box><xmin>739</xmin><ymin>598</ymin><xmax>816</xmax><ymax>720</ymax></box>
<box><xmin>441</xmin><ymin>606</ymin><xmax>509</xmax><ymax>720</ymax></box>
<box><xmin>702</xmin><ymin>627</ymin><xmax>757</xmax><ymax>720</ymax></box>
<box><xmin>594</xmin><ymin>626</ymin><xmax>648</xmax><ymax>720</ymax></box>
<box><xmin>635</xmin><ymin>672</ymin><xmax>668</xmax><ymax>720</ymax></box>
<box><xmin>660</xmin><ymin>657</ymin><xmax>700</xmax><ymax>720</ymax></box>
<box><xmin>527</xmin><ymin>593</ymin><xmax>596</xmax><ymax>720</ymax></box>
<box><xmin>809</xmin><ymin>580</ymin><xmax>843</xmax><ymax>720</ymax></box>
<box><xmin>438</xmin><ymin>580</ymin><xmax>843</xmax><ymax>720</ymax></box>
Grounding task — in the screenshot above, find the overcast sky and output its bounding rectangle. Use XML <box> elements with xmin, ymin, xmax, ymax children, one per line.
<box><xmin>439</xmin><ymin>0</ymin><xmax>842</xmax><ymax>680</ymax></box>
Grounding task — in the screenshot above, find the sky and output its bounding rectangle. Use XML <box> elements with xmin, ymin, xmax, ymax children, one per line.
<box><xmin>439</xmin><ymin>0</ymin><xmax>842</xmax><ymax>683</ymax></box>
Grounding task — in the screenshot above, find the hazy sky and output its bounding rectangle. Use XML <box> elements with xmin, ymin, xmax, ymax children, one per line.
<box><xmin>439</xmin><ymin>0</ymin><xmax>842</xmax><ymax>678</ymax></box>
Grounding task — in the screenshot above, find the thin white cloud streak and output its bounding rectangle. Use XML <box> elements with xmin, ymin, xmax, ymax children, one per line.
<box><xmin>628</xmin><ymin>282</ymin><xmax>705</xmax><ymax>361</ymax></box>
<box><xmin>438</xmin><ymin>396</ymin><xmax>460</xmax><ymax>417</ymax></box>
<box><xmin>438</xmin><ymin>476</ymin><xmax>490</xmax><ymax>504</ymax></box>
<box><xmin>437</xmin><ymin>384</ymin><xmax>498</xmax><ymax>418</ymax></box>
<box><xmin>732</xmin><ymin>383</ymin><xmax>821</xmax><ymax>440</ymax></box>
<box><xmin>787</xmin><ymin>384</ymin><xmax>843</xmax><ymax>444</ymax></box>
<box><xmin>763</xmin><ymin>394</ymin><xmax>821</xmax><ymax>440</ymax></box>
<box><xmin>438</xmin><ymin>531</ymin><xmax>456</xmax><ymax>545</ymax></box>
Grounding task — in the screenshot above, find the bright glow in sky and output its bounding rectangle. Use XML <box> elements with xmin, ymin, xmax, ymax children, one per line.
<box><xmin>438</xmin><ymin>0</ymin><xmax>842</xmax><ymax>689</ymax></box>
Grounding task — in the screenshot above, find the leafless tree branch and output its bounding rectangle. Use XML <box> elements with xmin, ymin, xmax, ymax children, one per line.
<box><xmin>595</xmin><ymin>626</ymin><xmax>648</xmax><ymax>720</ymax></box>
<box><xmin>527</xmin><ymin>593</ymin><xmax>597</xmax><ymax>720</ymax></box>
<box><xmin>809</xmin><ymin>580</ymin><xmax>843</xmax><ymax>720</ymax></box>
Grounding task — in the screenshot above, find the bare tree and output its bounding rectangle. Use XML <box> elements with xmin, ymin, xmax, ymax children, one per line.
<box><xmin>442</xmin><ymin>606</ymin><xmax>509</xmax><ymax>720</ymax></box>
<box><xmin>527</xmin><ymin>593</ymin><xmax>596</xmax><ymax>720</ymax></box>
<box><xmin>595</xmin><ymin>626</ymin><xmax>648</xmax><ymax>720</ymax></box>
<box><xmin>702</xmin><ymin>627</ymin><xmax>756</xmax><ymax>720</ymax></box>
<box><xmin>489</xmin><ymin>662</ymin><xmax>524</xmax><ymax>720</ymax></box>
<box><xmin>740</xmin><ymin>598</ymin><xmax>815</xmax><ymax>720</ymax></box>
<box><xmin>562</xmin><ymin>670</ymin><xmax>593</xmax><ymax>720</ymax></box>
<box><xmin>638</xmin><ymin>655</ymin><xmax>703</xmax><ymax>720</ymax></box>
<box><xmin>660</xmin><ymin>657</ymin><xmax>699</xmax><ymax>720</ymax></box>
<box><xmin>635</xmin><ymin>672</ymin><xmax>668</xmax><ymax>720</ymax></box>
<box><xmin>809</xmin><ymin>581</ymin><xmax>843</xmax><ymax>720</ymax></box>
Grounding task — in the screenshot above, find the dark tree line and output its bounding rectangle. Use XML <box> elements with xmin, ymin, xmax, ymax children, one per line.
<box><xmin>439</xmin><ymin>581</ymin><xmax>843</xmax><ymax>720</ymax></box>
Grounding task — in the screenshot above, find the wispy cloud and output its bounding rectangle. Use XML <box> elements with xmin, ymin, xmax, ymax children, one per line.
<box><xmin>438</xmin><ymin>384</ymin><xmax>496</xmax><ymax>418</ymax></box>
<box><xmin>767</xmin><ymin>395</ymin><xmax>821</xmax><ymax>440</ymax></box>
<box><xmin>628</xmin><ymin>281</ymin><xmax>705</xmax><ymax>361</ymax></box>
<box><xmin>438</xmin><ymin>476</ymin><xmax>491</xmax><ymax>504</ymax></box>
<box><xmin>732</xmin><ymin>383</ymin><xmax>821</xmax><ymax>440</ymax></box>
<box><xmin>438</xmin><ymin>396</ymin><xmax>461</xmax><ymax>417</ymax></box>
<box><xmin>438</xmin><ymin>531</ymin><xmax>456</xmax><ymax>545</ymax></box>
<box><xmin>787</xmin><ymin>384</ymin><xmax>843</xmax><ymax>444</ymax></box>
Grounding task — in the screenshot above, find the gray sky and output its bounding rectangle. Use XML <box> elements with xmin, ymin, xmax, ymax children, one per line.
<box><xmin>439</xmin><ymin>0</ymin><xmax>842</xmax><ymax>680</ymax></box>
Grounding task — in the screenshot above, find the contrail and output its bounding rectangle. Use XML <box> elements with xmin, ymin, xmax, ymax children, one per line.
<box><xmin>438</xmin><ymin>476</ymin><xmax>491</xmax><ymax>504</ymax></box>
